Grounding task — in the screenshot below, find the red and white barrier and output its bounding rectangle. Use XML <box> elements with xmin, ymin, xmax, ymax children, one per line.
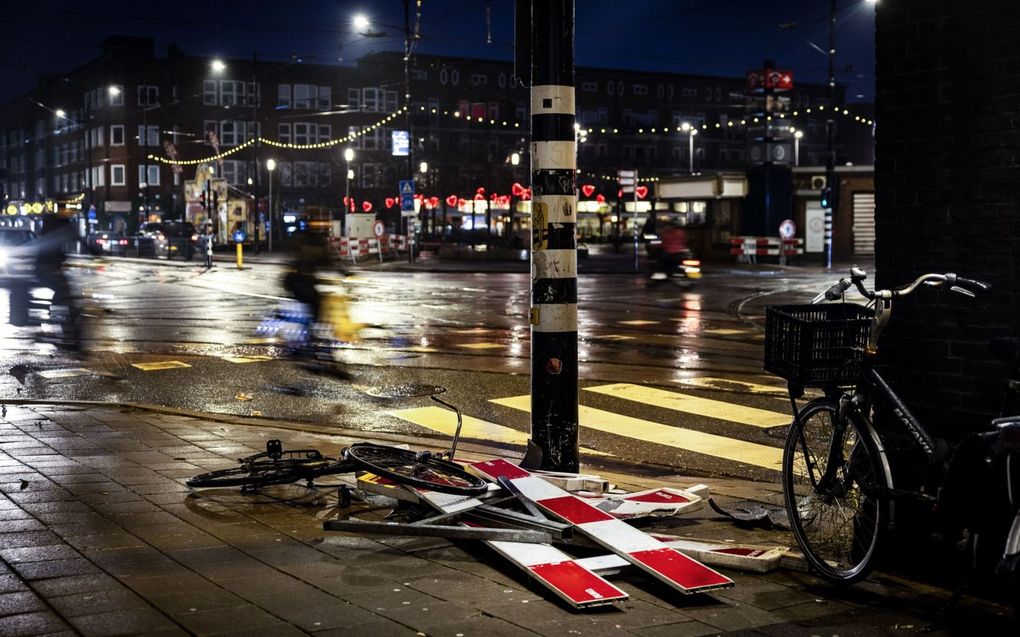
<box><xmin>729</xmin><ymin>236</ymin><xmax>803</xmax><ymax>263</ymax></box>
<box><xmin>331</xmin><ymin>234</ymin><xmax>409</xmax><ymax>262</ymax></box>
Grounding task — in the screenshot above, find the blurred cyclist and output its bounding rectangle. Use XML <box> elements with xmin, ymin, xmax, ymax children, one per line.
<box><xmin>654</xmin><ymin>219</ymin><xmax>689</xmax><ymax>278</ymax></box>
<box><xmin>35</xmin><ymin>214</ymin><xmax>82</xmax><ymax>351</ymax></box>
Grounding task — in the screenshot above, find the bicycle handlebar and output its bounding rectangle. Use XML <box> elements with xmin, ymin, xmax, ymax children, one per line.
<box><xmin>812</xmin><ymin>269</ymin><xmax>991</xmax><ymax>304</ymax></box>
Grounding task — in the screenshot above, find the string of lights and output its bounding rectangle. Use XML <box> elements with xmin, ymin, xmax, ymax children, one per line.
<box><xmin>148</xmin><ymin>101</ymin><xmax>873</xmax><ymax>166</ymax></box>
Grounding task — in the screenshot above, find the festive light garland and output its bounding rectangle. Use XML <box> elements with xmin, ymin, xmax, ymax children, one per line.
<box><xmin>146</xmin><ymin>107</ymin><xmax>408</xmax><ymax>166</ymax></box>
<box><xmin>149</xmin><ymin>101</ymin><xmax>873</xmax><ymax>167</ymax></box>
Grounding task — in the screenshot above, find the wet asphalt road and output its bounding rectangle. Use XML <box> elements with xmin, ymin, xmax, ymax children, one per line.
<box><xmin>0</xmin><ymin>256</ymin><xmax>845</xmax><ymax>482</ymax></box>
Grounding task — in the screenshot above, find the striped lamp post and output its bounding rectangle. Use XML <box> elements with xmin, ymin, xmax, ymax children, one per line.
<box><xmin>527</xmin><ymin>0</ymin><xmax>579</xmax><ymax>472</ymax></box>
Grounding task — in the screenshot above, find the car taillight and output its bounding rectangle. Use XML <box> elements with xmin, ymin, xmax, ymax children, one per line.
<box><xmin>191</xmin><ymin>234</ymin><xmax>198</xmax><ymax>241</ymax></box>
<box><xmin>681</xmin><ymin>259</ymin><xmax>701</xmax><ymax>267</ymax></box>
<box><xmin>119</xmin><ymin>239</ymin><xmax>128</xmax><ymax>245</ymax></box>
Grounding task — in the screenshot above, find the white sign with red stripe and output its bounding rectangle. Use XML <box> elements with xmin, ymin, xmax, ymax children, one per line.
<box><xmin>469</xmin><ymin>459</ymin><xmax>734</xmax><ymax>594</ymax></box>
<box><xmin>577</xmin><ymin>536</ymin><xmax>788</xmax><ymax>575</ymax></box>
<box><xmin>580</xmin><ymin>486</ymin><xmax>705</xmax><ymax>519</ymax></box>
<box><xmin>413</xmin><ymin>486</ymin><xmax>628</xmax><ymax>608</ymax></box>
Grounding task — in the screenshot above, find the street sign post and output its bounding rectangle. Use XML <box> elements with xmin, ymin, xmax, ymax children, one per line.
<box><xmin>399</xmin><ymin>179</ymin><xmax>416</xmax><ymax>217</ymax></box>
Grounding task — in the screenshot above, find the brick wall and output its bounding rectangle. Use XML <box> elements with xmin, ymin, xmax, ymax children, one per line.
<box><xmin>875</xmin><ymin>0</ymin><xmax>1020</xmax><ymax>436</ymax></box>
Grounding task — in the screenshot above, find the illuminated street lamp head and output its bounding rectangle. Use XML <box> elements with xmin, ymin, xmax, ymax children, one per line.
<box><xmin>266</xmin><ymin>158</ymin><xmax>276</xmax><ymax>172</ymax></box>
<box><xmin>344</xmin><ymin>148</ymin><xmax>355</xmax><ymax>162</ymax></box>
<box><xmin>511</xmin><ymin>152</ymin><xmax>521</xmax><ymax>166</ymax></box>
<box><xmin>353</xmin><ymin>14</ymin><xmax>370</xmax><ymax>31</ymax></box>
<box><xmin>419</xmin><ymin>161</ymin><xmax>428</xmax><ymax>174</ymax></box>
<box><xmin>108</xmin><ymin>85</ymin><xmax>121</xmax><ymax>97</ymax></box>
<box><xmin>211</xmin><ymin>59</ymin><xmax>226</xmax><ymax>73</ymax></box>
<box><xmin>55</xmin><ymin>109</ymin><xmax>66</xmax><ymax>119</ymax></box>
<box><xmin>794</xmin><ymin>130</ymin><xmax>804</xmax><ymax>139</ymax></box>
<box><xmin>690</xmin><ymin>129</ymin><xmax>698</xmax><ymax>137</ymax></box>
<box><xmin>681</xmin><ymin>122</ymin><xmax>691</xmax><ymax>133</ymax></box>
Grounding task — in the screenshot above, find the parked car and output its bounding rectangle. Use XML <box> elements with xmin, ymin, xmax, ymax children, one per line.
<box><xmin>134</xmin><ymin>221</ymin><xmax>199</xmax><ymax>260</ymax></box>
<box><xmin>86</xmin><ymin>231</ymin><xmax>129</xmax><ymax>256</ymax></box>
<box><xmin>0</xmin><ymin>227</ymin><xmax>38</xmax><ymax>284</ymax></box>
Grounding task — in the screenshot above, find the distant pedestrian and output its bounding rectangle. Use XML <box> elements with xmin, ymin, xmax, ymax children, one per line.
<box><xmin>202</xmin><ymin>223</ymin><xmax>214</xmax><ymax>269</ymax></box>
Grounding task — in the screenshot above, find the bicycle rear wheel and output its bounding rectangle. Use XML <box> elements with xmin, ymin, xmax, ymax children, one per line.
<box><xmin>343</xmin><ymin>443</ymin><xmax>488</xmax><ymax>496</ymax></box>
<box><xmin>783</xmin><ymin>397</ymin><xmax>889</xmax><ymax>583</ymax></box>
<box><xmin>186</xmin><ymin>458</ymin><xmax>344</xmax><ymax>489</ymax></box>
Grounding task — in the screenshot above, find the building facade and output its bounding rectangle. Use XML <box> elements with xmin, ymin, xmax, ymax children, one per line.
<box><xmin>0</xmin><ymin>37</ymin><xmax>872</xmax><ymax>249</ymax></box>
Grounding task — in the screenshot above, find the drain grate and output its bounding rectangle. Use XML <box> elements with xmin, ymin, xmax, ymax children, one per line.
<box><xmin>363</xmin><ymin>384</ymin><xmax>447</xmax><ymax>399</ymax></box>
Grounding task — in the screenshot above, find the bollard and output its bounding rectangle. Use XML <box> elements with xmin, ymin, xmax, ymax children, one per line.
<box><xmin>236</xmin><ymin>243</ymin><xmax>243</xmax><ymax>269</ymax></box>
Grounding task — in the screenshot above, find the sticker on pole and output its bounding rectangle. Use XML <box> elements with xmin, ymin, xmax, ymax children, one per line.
<box><xmin>779</xmin><ymin>219</ymin><xmax>796</xmax><ymax>239</ymax></box>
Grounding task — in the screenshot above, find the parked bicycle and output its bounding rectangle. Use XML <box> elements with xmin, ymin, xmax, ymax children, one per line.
<box><xmin>186</xmin><ymin>394</ymin><xmax>488</xmax><ymax>496</ymax></box>
<box><xmin>763</xmin><ymin>267</ymin><xmax>1020</xmax><ymax>610</ymax></box>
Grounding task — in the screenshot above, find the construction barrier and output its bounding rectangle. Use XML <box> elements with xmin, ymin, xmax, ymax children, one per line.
<box><xmin>729</xmin><ymin>236</ymin><xmax>804</xmax><ymax>264</ymax></box>
<box><xmin>330</xmin><ymin>235</ymin><xmax>408</xmax><ymax>262</ymax></box>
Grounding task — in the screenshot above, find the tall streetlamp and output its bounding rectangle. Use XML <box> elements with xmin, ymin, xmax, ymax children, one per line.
<box><xmin>793</xmin><ymin>129</ymin><xmax>804</xmax><ymax>166</ymax></box>
<box><xmin>343</xmin><ymin>148</ymin><xmax>354</xmax><ymax>237</ymax></box>
<box><xmin>681</xmin><ymin>122</ymin><xmax>698</xmax><ymax>174</ymax></box>
<box><xmin>265</xmin><ymin>158</ymin><xmax>276</xmax><ymax>251</ymax></box>
<box><xmin>418</xmin><ymin>160</ymin><xmax>429</xmax><ymax>235</ymax></box>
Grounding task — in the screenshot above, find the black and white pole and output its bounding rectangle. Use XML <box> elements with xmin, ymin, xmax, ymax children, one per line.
<box><xmin>825</xmin><ymin>0</ymin><xmax>836</xmax><ymax>269</ymax></box>
<box><xmin>526</xmin><ymin>0</ymin><xmax>579</xmax><ymax>472</ymax></box>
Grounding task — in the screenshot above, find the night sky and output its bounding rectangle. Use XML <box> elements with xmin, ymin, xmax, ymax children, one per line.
<box><xmin>0</xmin><ymin>0</ymin><xmax>875</xmax><ymax>103</ymax></box>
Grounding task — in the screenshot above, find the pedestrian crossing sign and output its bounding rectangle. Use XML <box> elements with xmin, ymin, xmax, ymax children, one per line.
<box><xmin>399</xmin><ymin>179</ymin><xmax>415</xmax><ymax>212</ymax></box>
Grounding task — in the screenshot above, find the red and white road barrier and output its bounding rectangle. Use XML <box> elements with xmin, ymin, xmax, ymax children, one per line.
<box><xmin>729</xmin><ymin>236</ymin><xmax>803</xmax><ymax>264</ymax></box>
<box><xmin>331</xmin><ymin>234</ymin><xmax>408</xmax><ymax>262</ymax></box>
<box><xmin>470</xmin><ymin>459</ymin><xmax>734</xmax><ymax>595</ymax></box>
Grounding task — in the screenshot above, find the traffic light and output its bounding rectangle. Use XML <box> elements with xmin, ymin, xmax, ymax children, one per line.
<box><xmin>820</xmin><ymin>187</ymin><xmax>832</xmax><ymax>209</ymax></box>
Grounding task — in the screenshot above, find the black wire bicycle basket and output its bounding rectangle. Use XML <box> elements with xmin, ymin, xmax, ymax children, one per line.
<box><xmin>764</xmin><ymin>303</ymin><xmax>873</xmax><ymax>387</ymax></box>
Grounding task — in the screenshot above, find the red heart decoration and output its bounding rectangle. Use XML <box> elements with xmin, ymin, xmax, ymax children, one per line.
<box><xmin>343</xmin><ymin>196</ymin><xmax>352</xmax><ymax>208</ymax></box>
<box><xmin>499</xmin><ymin>195</ymin><xmax>510</xmax><ymax>206</ymax></box>
<box><xmin>458</xmin><ymin>198</ymin><xmax>467</xmax><ymax>207</ymax></box>
<box><xmin>523</xmin><ymin>188</ymin><xmax>531</xmax><ymax>200</ymax></box>
<box><xmin>476</xmin><ymin>187</ymin><xmax>485</xmax><ymax>195</ymax></box>
<box><xmin>511</xmin><ymin>182</ymin><xmax>525</xmax><ymax>197</ymax></box>
<box><xmin>635</xmin><ymin>185</ymin><xmax>649</xmax><ymax>200</ymax></box>
<box><xmin>429</xmin><ymin>196</ymin><xmax>439</xmax><ymax>208</ymax></box>
<box><xmin>362</xmin><ymin>201</ymin><xmax>373</xmax><ymax>213</ymax></box>
<box><xmin>474</xmin><ymin>193</ymin><xmax>485</xmax><ymax>200</ymax></box>
<box><xmin>446</xmin><ymin>195</ymin><xmax>458</xmax><ymax>207</ymax></box>
<box><xmin>581</xmin><ymin>184</ymin><xmax>595</xmax><ymax>197</ymax></box>
<box><xmin>617</xmin><ymin>189</ymin><xmax>623</xmax><ymax>199</ymax></box>
<box><xmin>385</xmin><ymin>197</ymin><xmax>396</xmax><ymax>209</ymax></box>
<box><xmin>596</xmin><ymin>194</ymin><xmax>605</xmax><ymax>203</ymax></box>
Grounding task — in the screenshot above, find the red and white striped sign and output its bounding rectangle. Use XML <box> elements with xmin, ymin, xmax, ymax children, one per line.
<box><xmin>469</xmin><ymin>459</ymin><xmax>734</xmax><ymax>595</ymax></box>
<box><xmin>413</xmin><ymin>487</ymin><xmax>628</xmax><ymax>608</ymax></box>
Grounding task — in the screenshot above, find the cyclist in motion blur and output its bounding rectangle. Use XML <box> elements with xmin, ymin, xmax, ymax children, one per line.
<box><xmin>275</xmin><ymin>231</ymin><xmax>358</xmax><ymax>380</ymax></box>
<box><xmin>34</xmin><ymin>215</ymin><xmax>82</xmax><ymax>351</ymax></box>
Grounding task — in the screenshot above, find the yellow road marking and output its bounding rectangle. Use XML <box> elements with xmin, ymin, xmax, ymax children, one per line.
<box><xmin>618</xmin><ymin>320</ymin><xmax>658</xmax><ymax>326</ymax></box>
<box><xmin>456</xmin><ymin>343</ymin><xmax>504</xmax><ymax>350</ymax></box>
<box><xmin>701</xmin><ymin>328</ymin><xmax>748</xmax><ymax>336</ymax></box>
<box><xmin>491</xmin><ymin>395</ymin><xmax>781</xmax><ymax>470</ymax></box>
<box><xmin>389</xmin><ymin>406</ymin><xmax>612</xmax><ymax>457</ymax></box>
<box><xmin>131</xmin><ymin>361</ymin><xmax>192</xmax><ymax>371</ymax></box>
<box><xmin>584</xmin><ymin>383</ymin><xmax>789</xmax><ymax>428</ymax></box>
<box><xmin>223</xmin><ymin>356</ymin><xmax>272</xmax><ymax>364</ymax></box>
<box><xmin>678</xmin><ymin>376</ymin><xmax>788</xmax><ymax>396</ymax></box>
<box><xmin>597</xmin><ymin>334</ymin><xmax>636</xmax><ymax>341</ymax></box>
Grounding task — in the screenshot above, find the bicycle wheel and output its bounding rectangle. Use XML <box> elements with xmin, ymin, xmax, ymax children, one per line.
<box><xmin>783</xmin><ymin>397</ymin><xmax>889</xmax><ymax>583</ymax></box>
<box><xmin>186</xmin><ymin>458</ymin><xmax>342</xmax><ymax>489</ymax></box>
<box><xmin>343</xmin><ymin>443</ymin><xmax>488</xmax><ymax>496</ymax></box>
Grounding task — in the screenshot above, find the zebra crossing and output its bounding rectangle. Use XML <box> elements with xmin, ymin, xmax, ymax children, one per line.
<box><xmin>390</xmin><ymin>379</ymin><xmax>791</xmax><ymax>473</ymax></box>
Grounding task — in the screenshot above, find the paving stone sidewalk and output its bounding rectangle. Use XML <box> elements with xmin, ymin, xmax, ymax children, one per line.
<box><xmin>0</xmin><ymin>403</ymin><xmax>1014</xmax><ymax>636</ymax></box>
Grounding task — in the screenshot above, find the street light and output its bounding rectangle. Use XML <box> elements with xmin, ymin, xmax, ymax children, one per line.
<box><xmin>107</xmin><ymin>85</ymin><xmax>121</xmax><ymax>98</ymax></box>
<box><xmin>343</xmin><ymin>148</ymin><xmax>354</xmax><ymax>237</ymax></box>
<box><xmin>680</xmin><ymin>123</ymin><xmax>698</xmax><ymax>174</ymax></box>
<box><xmin>211</xmin><ymin>59</ymin><xmax>226</xmax><ymax>74</ymax></box>
<box><xmin>793</xmin><ymin>129</ymin><xmax>804</xmax><ymax>166</ymax></box>
<box><xmin>266</xmin><ymin>158</ymin><xmax>276</xmax><ymax>251</ymax></box>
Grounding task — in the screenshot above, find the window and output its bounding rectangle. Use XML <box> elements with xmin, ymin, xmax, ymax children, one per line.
<box><xmin>633</xmin><ymin>84</ymin><xmax>648</xmax><ymax>95</ymax></box>
<box><xmin>245</xmin><ymin>82</ymin><xmax>260</xmax><ymax>107</ymax></box>
<box><xmin>90</xmin><ymin>165</ymin><xmax>105</xmax><ymax>188</ymax></box>
<box><xmin>277</xmin><ymin>84</ymin><xmax>291</xmax><ymax>109</ymax></box>
<box><xmin>347</xmin><ymin>88</ymin><xmax>360</xmax><ymax>106</ymax></box>
<box><xmin>138</xmin><ymin>164</ymin><xmax>160</xmax><ymax>187</ymax></box>
<box><xmin>137</xmin><ymin>85</ymin><xmax>159</xmax><ymax>106</ymax></box>
<box><xmin>471</xmin><ymin>74</ymin><xmax>488</xmax><ymax>86</ymax></box>
<box><xmin>89</xmin><ymin>127</ymin><xmax>104</xmax><ymax>147</ymax></box>
<box><xmin>137</xmin><ymin>125</ymin><xmax>159</xmax><ymax>146</ymax></box>
<box><xmin>109</xmin><ymin>85</ymin><xmax>124</xmax><ymax>106</ymax></box>
<box><xmin>317</xmin><ymin>86</ymin><xmax>331</xmax><ymax>109</ymax></box>
<box><xmin>412</xmin><ymin>69</ymin><xmax>427</xmax><ymax>80</ymax></box>
<box><xmin>362</xmin><ymin>87</ymin><xmax>380</xmax><ymax>113</ymax></box>
<box><xmin>293</xmin><ymin>123</ymin><xmax>312</xmax><ymax>145</ymax></box>
<box><xmin>581</xmin><ymin>81</ymin><xmax>597</xmax><ymax>92</ymax></box>
<box><xmin>318</xmin><ymin>124</ymin><xmax>331</xmax><ymax>142</ymax></box>
<box><xmin>278</xmin><ymin>123</ymin><xmax>291</xmax><ymax>144</ymax></box>
<box><xmin>293</xmin><ymin>84</ymin><xmax>313</xmax><ymax>109</ymax></box>
<box><xmin>220</xmin><ymin>80</ymin><xmax>241</xmax><ymax>106</ymax></box>
<box><xmin>110</xmin><ymin>125</ymin><xmax>124</xmax><ymax>146</ymax></box>
<box><xmin>204</xmin><ymin>80</ymin><xmax>218</xmax><ymax>105</ymax></box>
<box><xmin>221</xmin><ymin>160</ymin><xmax>245</xmax><ymax>185</ymax></box>
<box><xmin>385</xmin><ymin>90</ymin><xmax>398</xmax><ymax>112</ymax></box>
<box><xmin>111</xmin><ymin>164</ymin><xmax>126</xmax><ymax>186</ymax></box>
